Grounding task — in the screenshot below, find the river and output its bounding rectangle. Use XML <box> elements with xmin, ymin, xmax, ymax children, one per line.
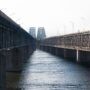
<box><xmin>17</xmin><ymin>49</ymin><xmax>90</xmax><ymax>90</ymax></box>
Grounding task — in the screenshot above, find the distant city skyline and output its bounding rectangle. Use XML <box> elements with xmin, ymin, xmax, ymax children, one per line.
<box><xmin>0</xmin><ymin>0</ymin><xmax>90</xmax><ymax>37</ymax></box>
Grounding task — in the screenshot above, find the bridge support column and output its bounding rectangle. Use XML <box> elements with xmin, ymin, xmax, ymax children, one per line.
<box><xmin>41</xmin><ymin>46</ymin><xmax>47</xmax><ymax>51</ymax></box>
<box><xmin>63</xmin><ymin>49</ymin><xmax>66</xmax><ymax>58</ymax></box>
<box><xmin>47</xmin><ymin>46</ymin><xmax>49</xmax><ymax>52</ymax></box>
<box><xmin>40</xmin><ymin>46</ymin><xmax>47</xmax><ymax>52</ymax></box>
<box><xmin>63</xmin><ymin>49</ymin><xmax>76</xmax><ymax>60</ymax></box>
<box><xmin>55</xmin><ymin>48</ymin><xmax>58</xmax><ymax>56</ymax></box>
<box><xmin>78</xmin><ymin>51</ymin><xmax>90</xmax><ymax>64</ymax></box>
<box><xmin>51</xmin><ymin>47</ymin><xmax>55</xmax><ymax>55</ymax></box>
<box><xmin>6</xmin><ymin>50</ymin><xmax>13</xmax><ymax>71</ymax></box>
<box><xmin>56</xmin><ymin>48</ymin><xmax>64</xmax><ymax>58</ymax></box>
<box><xmin>48</xmin><ymin>46</ymin><xmax>52</xmax><ymax>53</ymax></box>
<box><xmin>48</xmin><ymin>47</ymin><xmax>59</xmax><ymax>56</ymax></box>
<box><xmin>0</xmin><ymin>54</ymin><xmax>6</xmax><ymax>90</ymax></box>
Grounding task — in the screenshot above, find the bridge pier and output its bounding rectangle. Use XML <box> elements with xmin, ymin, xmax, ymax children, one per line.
<box><xmin>40</xmin><ymin>46</ymin><xmax>52</xmax><ymax>53</ymax></box>
<box><xmin>51</xmin><ymin>47</ymin><xmax>56</xmax><ymax>55</ymax></box>
<box><xmin>40</xmin><ymin>46</ymin><xmax>59</xmax><ymax>56</ymax></box>
<box><xmin>63</xmin><ymin>49</ymin><xmax>76</xmax><ymax>61</ymax></box>
<box><xmin>46</xmin><ymin>46</ymin><xmax>50</xmax><ymax>53</ymax></box>
<box><xmin>40</xmin><ymin>45</ymin><xmax>90</xmax><ymax>64</ymax></box>
<box><xmin>6</xmin><ymin>48</ymin><xmax>23</xmax><ymax>71</ymax></box>
<box><xmin>56</xmin><ymin>48</ymin><xmax>64</xmax><ymax>58</ymax></box>
<box><xmin>0</xmin><ymin>54</ymin><xmax>6</xmax><ymax>90</ymax></box>
<box><xmin>40</xmin><ymin>45</ymin><xmax>78</xmax><ymax>61</ymax></box>
<box><xmin>6</xmin><ymin>45</ymin><xmax>34</xmax><ymax>72</ymax></box>
<box><xmin>78</xmin><ymin>50</ymin><xmax>90</xmax><ymax>64</ymax></box>
<box><xmin>55</xmin><ymin>48</ymin><xmax>58</xmax><ymax>56</ymax></box>
<box><xmin>49</xmin><ymin>47</ymin><xmax>53</xmax><ymax>53</ymax></box>
<box><xmin>6</xmin><ymin>50</ymin><xmax>13</xmax><ymax>71</ymax></box>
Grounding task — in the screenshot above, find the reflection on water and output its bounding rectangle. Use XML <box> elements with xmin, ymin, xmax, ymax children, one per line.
<box><xmin>7</xmin><ymin>49</ymin><xmax>90</xmax><ymax>90</ymax></box>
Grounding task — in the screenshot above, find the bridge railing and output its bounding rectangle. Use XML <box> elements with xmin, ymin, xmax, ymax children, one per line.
<box><xmin>40</xmin><ymin>31</ymin><xmax>90</xmax><ymax>51</ymax></box>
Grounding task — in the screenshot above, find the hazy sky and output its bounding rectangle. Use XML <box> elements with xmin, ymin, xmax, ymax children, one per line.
<box><xmin>0</xmin><ymin>0</ymin><xmax>90</xmax><ymax>37</ymax></box>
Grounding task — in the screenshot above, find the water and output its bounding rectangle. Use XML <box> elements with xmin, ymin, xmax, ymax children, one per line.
<box><xmin>18</xmin><ymin>49</ymin><xmax>90</xmax><ymax>90</ymax></box>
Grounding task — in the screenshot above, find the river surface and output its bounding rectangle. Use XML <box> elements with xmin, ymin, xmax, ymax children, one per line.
<box><xmin>14</xmin><ymin>49</ymin><xmax>90</xmax><ymax>90</ymax></box>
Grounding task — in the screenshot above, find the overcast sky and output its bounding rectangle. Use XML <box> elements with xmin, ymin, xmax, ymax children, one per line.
<box><xmin>0</xmin><ymin>0</ymin><xmax>90</xmax><ymax>37</ymax></box>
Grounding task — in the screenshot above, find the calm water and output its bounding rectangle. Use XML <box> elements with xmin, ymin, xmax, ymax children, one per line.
<box><xmin>19</xmin><ymin>49</ymin><xmax>90</xmax><ymax>90</ymax></box>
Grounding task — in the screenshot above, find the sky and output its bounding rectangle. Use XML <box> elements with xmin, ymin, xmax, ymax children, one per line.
<box><xmin>0</xmin><ymin>0</ymin><xmax>90</xmax><ymax>37</ymax></box>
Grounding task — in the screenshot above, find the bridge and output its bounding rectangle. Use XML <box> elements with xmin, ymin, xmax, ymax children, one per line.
<box><xmin>0</xmin><ymin>10</ymin><xmax>36</xmax><ymax>89</ymax></box>
<box><xmin>1</xmin><ymin>10</ymin><xmax>90</xmax><ymax>89</ymax></box>
<box><xmin>40</xmin><ymin>31</ymin><xmax>90</xmax><ymax>63</ymax></box>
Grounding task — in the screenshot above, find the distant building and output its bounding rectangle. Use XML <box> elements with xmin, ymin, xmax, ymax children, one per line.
<box><xmin>29</xmin><ymin>27</ymin><xmax>36</xmax><ymax>38</ymax></box>
<box><xmin>37</xmin><ymin>27</ymin><xmax>46</xmax><ymax>40</ymax></box>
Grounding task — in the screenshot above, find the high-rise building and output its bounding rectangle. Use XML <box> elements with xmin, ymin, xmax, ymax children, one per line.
<box><xmin>37</xmin><ymin>27</ymin><xmax>46</xmax><ymax>40</ymax></box>
<box><xmin>29</xmin><ymin>27</ymin><xmax>36</xmax><ymax>38</ymax></box>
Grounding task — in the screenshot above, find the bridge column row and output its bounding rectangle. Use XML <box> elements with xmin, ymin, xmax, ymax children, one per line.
<box><xmin>77</xmin><ymin>50</ymin><xmax>90</xmax><ymax>64</ymax></box>
<box><xmin>40</xmin><ymin>45</ymin><xmax>90</xmax><ymax>63</ymax></box>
